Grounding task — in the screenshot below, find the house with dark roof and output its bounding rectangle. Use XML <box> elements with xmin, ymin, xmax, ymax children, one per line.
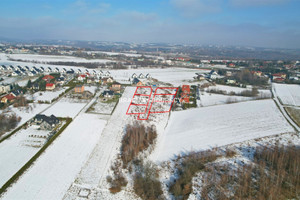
<box><xmin>102</xmin><ymin>90</ymin><xmax>114</xmax><ymax>98</ymax></box>
<box><xmin>33</xmin><ymin>114</ymin><xmax>60</xmax><ymax>130</ymax></box>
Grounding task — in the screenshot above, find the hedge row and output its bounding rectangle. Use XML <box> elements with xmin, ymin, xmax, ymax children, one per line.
<box><xmin>0</xmin><ymin>118</ymin><xmax>72</xmax><ymax>195</ymax></box>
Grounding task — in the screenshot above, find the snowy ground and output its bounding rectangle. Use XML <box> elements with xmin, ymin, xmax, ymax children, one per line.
<box><xmin>89</xmin><ymin>101</ymin><xmax>117</xmax><ymax>115</ymax></box>
<box><xmin>152</xmin><ymin>99</ymin><xmax>294</xmax><ymax>162</ymax></box>
<box><xmin>26</xmin><ymin>87</ymin><xmax>68</xmax><ymax>103</ymax></box>
<box><xmin>0</xmin><ymin>126</ymin><xmax>50</xmax><ymax>188</ymax></box>
<box><xmin>42</xmin><ymin>97</ymin><xmax>88</xmax><ymax>118</ymax></box>
<box><xmin>199</xmin><ymin>92</ymin><xmax>253</xmax><ymax>107</ymax></box>
<box><xmin>110</xmin><ymin>68</ymin><xmax>210</xmax><ymax>86</ymax></box>
<box><xmin>206</xmin><ymin>84</ymin><xmax>272</xmax><ymax>97</ymax></box>
<box><xmin>6</xmin><ymin>54</ymin><xmax>114</xmax><ymax>64</ymax></box>
<box><xmin>63</xmin><ymin>87</ymin><xmax>170</xmax><ymax>200</ymax></box>
<box><xmin>0</xmin><ymin>103</ymin><xmax>50</xmax><ymax>139</ymax></box>
<box><xmin>273</xmin><ymin>83</ymin><xmax>300</xmax><ymax>106</ymax></box>
<box><xmin>1</xmin><ymin>76</ymin><xmax>38</xmax><ymax>87</ymax></box>
<box><xmin>0</xmin><ymin>113</ymin><xmax>107</xmax><ymax>200</ymax></box>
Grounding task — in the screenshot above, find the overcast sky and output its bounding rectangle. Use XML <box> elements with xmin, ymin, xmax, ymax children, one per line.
<box><xmin>0</xmin><ymin>0</ymin><xmax>299</xmax><ymax>48</ymax></box>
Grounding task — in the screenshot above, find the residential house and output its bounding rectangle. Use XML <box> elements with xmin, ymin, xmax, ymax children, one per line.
<box><xmin>273</xmin><ymin>73</ymin><xmax>287</xmax><ymax>81</ymax></box>
<box><xmin>1</xmin><ymin>93</ymin><xmax>16</xmax><ymax>103</ymax></box>
<box><xmin>42</xmin><ymin>75</ymin><xmax>55</xmax><ymax>82</ymax></box>
<box><xmin>33</xmin><ymin>114</ymin><xmax>60</xmax><ymax>130</ymax></box>
<box><xmin>11</xmin><ymin>70</ymin><xmax>21</xmax><ymax>76</ymax></box>
<box><xmin>46</xmin><ymin>83</ymin><xmax>55</xmax><ymax>91</ymax></box>
<box><xmin>54</xmin><ymin>67</ymin><xmax>60</xmax><ymax>73</ymax></box>
<box><xmin>74</xmin><ymin>85</ymin><xmax>84</xmax><ymax>93</ymax></box>
<box><xmin>102</xmin><ymin>77</ymin><xmax>114</xmax><ymax>85</ymax></box>
<box><xmin>47</xmin><ymin>67</ymin><xmax>52</xmax><ymax>72</ymax></box>
<box><xmin>146</xmin><ymin>73</ymin><xmax>152</xmax><ymax>79</ymax></box>
<box><xmin>78</xmin><ymin>74</ymin><xmax>86</xmax><ymax>81</ymax></box>
<box><xmin>111</xmin><ymin>82</ymin><xmax>121</xmax><ymax>93</ymax></box>
<box><xmin>56</xmin><ymin>77</ymin><xmax>65</xmax><ymax>85</ymax></box>
<box><xmin>76</xmin><ymin>69</ymin><xmax>82</xmax><ymax>74</ymax></box>
<box><xmin>180</xmin><ymin>85</ymin><xmax>190</xmax><ymax>103</ymax></box>
<box><xmin>82</xmin><ymin>91</ymin><xmax>93</xmax><ymax>99</ymax></box>
<box><xmin>226</xmin><ymin>71</ymin><xmax>233</xmax><ymax>77</ymax></box>
<box><xmin>251</xmin><ymin>71</ymin><xmax>262</xmax><ymax>77</ymax></box>
<box><xmin>31</xmin><ymin>83</ymin><xmax>39</xmax><ymax>90</ymax></box>
<box><xmin>228</xmin><ymin>63</ymin><xmax>236</xmax><ymax>68</ymax></box>
<box><xmin>226</xmin><ymin>79</ymin><xmax>237</xmax><ymax>84</ymax></box>
<box><xmin>131</xmin><ymin>73</ymin><xmax>138</xmax><ymax>78</ymax></box>
<box><xmin>132</xmin><ymin>78</ymin><xmax>143</xmax><ymax>86</ymax></box>
<box><xmin>138</xmin><ymin>73</ymin><xmax>145</xmax><ymax>79</ymax></box>
<box><xmin>102</xmin><ymin>90</ymin><xmax>114</xmax><ymax>98</ymax></box>
<box><xmin>0</xmin><ymin>84</ymin><xmax>10</xmax><ymax>94</ymax></box>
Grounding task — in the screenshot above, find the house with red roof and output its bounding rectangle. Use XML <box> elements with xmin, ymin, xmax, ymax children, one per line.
<box><xmin>180</xmin><ymin>85</ymin><xmax>190</xmax><ymax>103</ymax></box>
<box><xmin>46</xmin><ymin>83</ymin><xmax>55</xmax><ymax>91</ymax></box>
<box><xmin>42</xmin><ymin>75</ymin><xmax>55</xmax><ymax>82</ymax></box>
<box><xmin>1</xmin><ymin>93</ymin><xmax>16</xmax><ymax>103</ymax></box>
<box><xmin>78</xmin><ymin>74</ymin><xmax>86</xmax><ymax>81</ymax></box>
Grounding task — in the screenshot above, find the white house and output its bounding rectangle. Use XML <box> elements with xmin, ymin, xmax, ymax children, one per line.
<box><xmin>0</xmin><ymin>84</ymin><xmax>10</xmax><ymax>94</ymax></box>
<box><xmin>138</xmin><ymin>73</ymin><xmax>145</xmax><ymax>79</ymax></box>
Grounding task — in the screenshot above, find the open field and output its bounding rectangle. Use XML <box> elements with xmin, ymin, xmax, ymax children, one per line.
<box><xmin>42</xmin><ymin>97</ymin><xmax>88</xmax><ymax>118</ymax></box>
<box><xmin>7</xmin><ymin>54</ymin><xmax>113</xmax><ymax>63</ymax></box>
<box><xmin>152</xmin><ymin>99</ymin><xmax>294</xmax><ymax>162</ymax></box>
<box><xmin>1</xmin><ymin>113</ymin><xmax>107</xmax><ymax>200</ymax></box>
<box><xmin>273</xmin><ymin>83</ymin><xmax>300</xmax><ymax>106</ymax></box>
<box><xmin>26</xmin><ymin>87</ymin><xmax>69</xmax><ymax>103</ymax></box>
<box><xmin>0</xmin><ymin>126</ymin><xmax>50</xmax><ymax>188</ymax></box>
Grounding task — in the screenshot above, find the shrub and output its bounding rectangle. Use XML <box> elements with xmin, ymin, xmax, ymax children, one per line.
<box><xmin>107</xmin><ymin>159</ymin><xmax>128</xmax><ymax>194</ymax></box>
<box><xmin>121</xmin><ymin>123</ymin><xmax>157</xmax><ymax>166</ymax></box>
<box><xmin>133</xmin><ymin>162</ymin><xmax>164</xmax><ymax>200</ymax></box>
<box><xmin>169</xmin><ymin>150</ymin><xmax>219</xmax><ymax>200</ymax></box>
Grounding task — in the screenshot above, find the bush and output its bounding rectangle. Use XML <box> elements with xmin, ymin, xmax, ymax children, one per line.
<box><xmin>107</xmin><ymin>159</ymin><xmax>127</xmax><ymax>194</ymax></box>
<box><xmin>0</xmin><ymin>113</ymin><xmax>21</xmax><ymax>137</ymax></box>
<box><xmin>169</xmin><ymin>150</ymin><xmax>219</xmax><ymax>200</ymax></box>
<box><xmin>200</xmin><ymin>144</ymin><xmax>300</xmax><ymax>199</ymax></box>
<box><xmin>121</xmin><ymin>123</ymin><xmax>157</xmax><ymax>166</ymax></box>
<box><xmin>133</xmin><ymin>162</ymin><xmax>164</xmax><ymax>200</ymax></box>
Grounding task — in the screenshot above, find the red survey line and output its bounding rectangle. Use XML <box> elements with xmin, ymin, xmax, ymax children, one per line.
<box><xmin>126</xmin><ymin>86</ymin><xmax>153</xmax><ymax>115</ymax></box>
<box><xmin>137</xmin><ymin>87</ymin><xmax>178</xmax><ymax>120</ymax></box>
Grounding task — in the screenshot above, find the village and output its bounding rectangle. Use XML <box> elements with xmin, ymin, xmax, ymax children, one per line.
<box><xmin>0</xmin><ymin>50</ymin><xmax>299</xmax><ymax>200</ymax></box>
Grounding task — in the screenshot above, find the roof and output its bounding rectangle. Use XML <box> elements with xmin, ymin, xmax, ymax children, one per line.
<box><xmin>42</xmin><ymin>75</ymin><xmax>55</xmax><ymax>80</ymax></box>
<box><xmin>2</xmin><ymin>94</ymin><xmax>16</xmax><ymax>101</ymax></box>
<box><xmin>132</xmin><ymin>78</ymin><xmax>140</xmax><ymax>84</ymax></box>
<box><xmin>35</xmin><ymin>114</ymin><xmax>59</xmax><ymax>126</ymax></box>
<box><xmin>46</xmin><ymin>83</ymin><xmax>55</xmax><ymax>87</ymax></box>
<box><xmin>102</xmin><ymin>90</ymin><xmax>114</xmax><ymax>96</ymax></box>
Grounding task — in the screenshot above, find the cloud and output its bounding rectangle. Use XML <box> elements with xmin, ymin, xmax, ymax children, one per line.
<box><xmin>66</xmin><ymin>0</ymin><xmax>110</xmax><ymax>15</ymax></box>
<box><xmin>170</xmin><ymin>0</ymin><xmax>221</xmax><ymax>17</ymax></box>
<box><xmin>229</xmin><ymin>0</ymin><xmax>289</xmax><ymax>7</ymax></box>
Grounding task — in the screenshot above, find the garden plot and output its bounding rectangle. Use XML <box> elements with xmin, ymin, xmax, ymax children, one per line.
<box><xmin>88</xmin><ymin>101</ymin><xmax>117</xmax><ymax>115</ymax></box>
<box><xmin>84</xmin><ymin>86</ymin><xmax>97</xmax><ymax>94</ymax></box>
<box><xmin>152</xmin><ymin>99</ymin><xmax>294</xmax><ymax>162</ymax></box>
<box><xmin>42</xmin><ymin>97</ymin><xmax>88</xmax><ymax>118</ymax></box>
<box><xmin>1</xmin><ymin>114</ymin><xmax>107</xmax><ymax>200</ymax></box>
<box><xmin>0</xmin><ymin>126</ymin><xmax>50</xmax><ymax>188</ymax></box>
<box><xmin>273</xmin><ymin>83</ymin><xmax>300</xmax><ymax>106</ymax></box>
<box><xmin>27</xmin><ymin>87</ymin><xmax>69</xmax><ymax>103</ymax></box>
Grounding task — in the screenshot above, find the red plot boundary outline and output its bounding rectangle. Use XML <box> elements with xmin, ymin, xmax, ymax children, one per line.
<box><xmin>126</xmin><ymin>86</ymin><xmax>178</xmax><ymax>120</ymax></box>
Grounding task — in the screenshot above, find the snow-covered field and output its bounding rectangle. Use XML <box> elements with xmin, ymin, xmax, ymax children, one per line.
<box><xmin>207</xmin><ymin>84</ymin><xmax>272</xmax><ymax>97</ymax></box>
<box><xmin>42</xmin><ymin>98</ymin><xmax>88</xmax><ymax>118</ymax></box>
<box><xmin>199</xmin><ymin>92</ymin><xmax>253</xmax><ymax>107</ymax></box>
<box><xmin>152</xmin><ymin>99</ymin><xmax>294</xmax><ymax>162</ymax></box>
<box><xmin>0</xmin><ymin>126</ymin><xmax>50</xmax><ymax>188</ymax></box>
<box><xmin>27</xmin><ymin>87</ymin><xmax>68</xmax><ymax>102</ymax></box>
<box><xmin>7</xmin><ymin>54</ymin><xmax>114</xmax><ymax>64</ymax></box>
<box><xmin>110</xmin><ymin>68</ymin><xmax>210</xmax><ymax>86</ymax></box>
<box><xmin>1</xmin><ymin>113</ymin><xmax>107</xmax><ymax>200</ymax></box>
<box><xmin>89</xmin><ymin>101</ymin><xmax>117</xmax><ymax>114</ymax></box>
<box><xmin>273</xmin><ymin>83</ymin><xmax>300</xmax><ymax>106</ymax></box>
